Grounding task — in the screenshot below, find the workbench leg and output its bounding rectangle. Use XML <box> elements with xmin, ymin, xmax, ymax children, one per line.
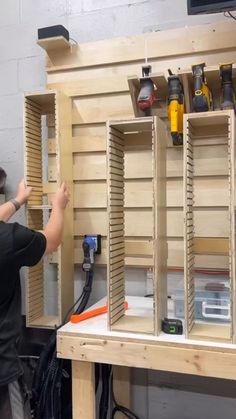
<box><xmin>113</xmin><ymin>366</ymin><xmax>131</xmax><ymax>419</ymax></box>
<box><xmin>72</xmin><ymin>360</ymin><xmax>96</xmax><ymax>419</ymax></box>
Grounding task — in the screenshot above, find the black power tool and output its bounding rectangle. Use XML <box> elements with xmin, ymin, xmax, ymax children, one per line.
<box><xmin>220</xmin><ymin>63</ymin><xmax>236</xmax><ymax>112</ymax></box>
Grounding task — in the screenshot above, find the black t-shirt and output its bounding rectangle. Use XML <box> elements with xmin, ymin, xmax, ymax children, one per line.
<box><xmin>0</xmin><ymin>221</ymin><xmax>46</xmax><ymax>386</ymax></box>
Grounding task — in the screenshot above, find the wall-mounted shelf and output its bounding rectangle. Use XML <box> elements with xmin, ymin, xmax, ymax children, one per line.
<box><xmin>107</xmin><ymin>117</ymin><xmax>168</xmax><ymax>335</ymax></box>
<box><xmin>128</xmin><ymin>64</ymin><xmax>236</xmax><ymax>119</ymax></box>
<box><xmin>37</xmin><ymin>36</ymin><xmax>71</xmax><ymax>52</ymax></box>
<box><xmin>24</xmin><ymin>90</ymin><xmax>74</xmax><ymax>329</ymax></box>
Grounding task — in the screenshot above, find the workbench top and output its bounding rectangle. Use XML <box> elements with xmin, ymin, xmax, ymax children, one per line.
<box><xmin>57</xmin><ymin>297</ymin><xmax>236</xmax><ymax>380</ymax></box>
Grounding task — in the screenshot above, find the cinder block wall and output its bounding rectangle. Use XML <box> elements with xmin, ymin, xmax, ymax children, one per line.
<box><xmin>0</xmin><ymin>1</ymin><xmax>235</xmax><ymax>418</ymax></box>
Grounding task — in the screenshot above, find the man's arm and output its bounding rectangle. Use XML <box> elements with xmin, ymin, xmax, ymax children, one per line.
<box><xmin>0</xmin><ymin>179</ymin><xmax>32</xmax><ymax>221</ymax></box>
<box><xmin>40</xmin><ymin>182</ymin><xmax>69</xmax><ymax>255</ymax></box>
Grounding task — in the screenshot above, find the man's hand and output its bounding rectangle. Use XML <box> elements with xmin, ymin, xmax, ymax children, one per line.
<box><xmin>15</xmin><ymin>179</ymin><xmax>32</xmax><ymax>205</ymax></box>
<box><xmin>51</xmin><ymin>182</ymin><xmax>69</xmax><ymax>210</ymax></box>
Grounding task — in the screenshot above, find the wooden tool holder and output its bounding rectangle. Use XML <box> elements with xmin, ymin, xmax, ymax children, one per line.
<box><xmin>184</xmin><ymin>110</ymin><xmax>236</xmax><ymax>343</ymax></box>
<box><xmin>24</xmin><ymin>90</ymin><xmax>74</xmax><ymax>328</ymax></box>
<box><xmin>128</xmin><ymin>64</ymin><xmax>236</xmax><ymax>119</ymax></box>
<box><xmin>107</xmin><ymin>117</ymin><xmax>168</xmax><ymax>335</ymax></box>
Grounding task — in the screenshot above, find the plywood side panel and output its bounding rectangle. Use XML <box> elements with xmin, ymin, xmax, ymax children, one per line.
<box><xmin>56</xmin><ymin>92</ymin><xmax>74</xmax><ymax>322</ymax></box>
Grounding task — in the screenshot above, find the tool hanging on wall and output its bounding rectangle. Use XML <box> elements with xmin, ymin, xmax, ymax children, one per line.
<box><xmin>220</xmin><ymin>63</ymin><xmax>236</xmax><ymax>112</ymax></box>
<box><xmin>167</xmin><ymin>70</ymin><xmax>185</xmax><ymax>146</ymax></box>
<box><xmin>137</xmin><ymin>64</ymin><xmax>156</xmax><ymax>116</ymax></box>
<box><xmin>192</xmin><ymin>62</ymin><xmax>213</xmax><ymax>112</ymax></box>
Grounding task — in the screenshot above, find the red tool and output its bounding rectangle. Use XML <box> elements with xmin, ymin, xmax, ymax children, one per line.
<box><xmin>137</xmin><ymin>64</ymin><xmax>155</xmax><ymax>116</ymax></box>
<box><xmin>70</xmin><ymin>301</ymin><xmax>129</xmax><ymax>324</ymax></box>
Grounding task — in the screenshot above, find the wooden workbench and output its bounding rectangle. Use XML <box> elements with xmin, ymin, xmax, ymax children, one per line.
<box><xmin>57</xmin><ymin>296</ymin><xmax>236</xmax><ymax>419</ymax></box>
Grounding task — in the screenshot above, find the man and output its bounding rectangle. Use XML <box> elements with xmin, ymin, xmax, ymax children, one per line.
<box><xmin>0</xmin><ymin>179</ymin><xmax>69</xmax><ymax>419</ymax></box>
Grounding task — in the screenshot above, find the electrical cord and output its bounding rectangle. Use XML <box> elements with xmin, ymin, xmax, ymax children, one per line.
<box><xmin>32</xmin><ymin>268</ymin><xmax>95</xmax><ymax>419</ymax></box>
<box><xmin>99</xmin><ymin>364</ymin><xmax>112</xmax><ymax>419</ymax></box>
<box><xmin>110</xmin><ymin>371</ymin><xmax>141</xmax><ymax>419</ymax></box>
<box><xmin>224</xmin><ymin>11</ymin><xmax>236</xmax><ymax>20</ymax></box>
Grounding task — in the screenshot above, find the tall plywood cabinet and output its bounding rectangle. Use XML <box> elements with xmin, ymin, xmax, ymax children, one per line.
<box><xmin>184</xmin><ymin>110</ymin><xmax>235</xmax><ymax>343</ymax></box>
<box><xmin>107</xmin><ymin>116</ymin><xmax>168</xmax><ymax>335</ymax></box>
<box><xmin>24</xmin><ymin>91</ymin><xmax>74</xmax><ymax>328</ymax></box>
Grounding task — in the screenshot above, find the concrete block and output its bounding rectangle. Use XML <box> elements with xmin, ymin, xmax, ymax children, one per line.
<box><xmin>0</xmin><ymin>24</ymin><xmax>40</xmax><ymax>61</ymax></box>
<box><xmin>0</xmin><ymin>128</ymin><xmax>23</xmax><ymax>163</ymax></box>
<box><xmin>69</xmin><ymin>0</ymin><xmax>224</xmax><ymax>42</ymax></box>
<box><xmin>82</xmin><ymin>0</ymin><xmax>146</xmax><ymax>12</ymax></box>
<box><xmin>18</xmin><ymin>55</ymin><xmax>46</xmax><ymax>92</ymax></box>
<box><xmin>148</xmin><ymin>387</ymin><xmax>236</xmax><ymax>419</ymax></box>
<box><xmin>0</xmin><ymin>0</ymin><xmax>20</xmax><ymax>27</ymax></box>
<box><xmin>0</xmin><ymin>95</ymin><xmax>23</xmax><ymax>129</ymax></box>
<box><xmin>20</xmin><ymin>0</ymin><xmax>67</xmax><ymax>24</ymax></box>
<box><xmin>0</xmin><ymin>60</ymin><xmax>18</xmax><ymax>96</ymax></box>
<box><xmin>66</xmin><ymin>0</ymin><xmax>83</xmax><ymax>15</ymax></box>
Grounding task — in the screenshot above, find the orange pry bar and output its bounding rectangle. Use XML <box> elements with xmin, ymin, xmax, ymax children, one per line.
<box><xmin>70</xmin><ymin>301</ymin><xmax>128</xmax><ymax>324</ymax></box>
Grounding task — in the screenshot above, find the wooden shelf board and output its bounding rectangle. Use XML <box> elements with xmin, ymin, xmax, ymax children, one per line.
<box><xmin>25</xmin><ymin>91</ymin><xmax>56</xmax><ymax>113</ymax></box>
<box><xmin>186</xmin><ymin>110</ymin><xmax>231</xmax><ymax>128</ymax></box>
<box><xmin>193</xmin><ymin>237</ymin><xmax>229</xmax><ymax>255</ymax></box>
<box><xmin>110</xmin><ymin>117</ymin><xmax>153</xmax><ymax>133</ymax></box>
<box><xmin>28</xmin><ymin>315</ymin><xmax>59</xmax><ymax>329</ymax></box>
<box><xmin>37</xmin><ymin>36</ymin><xmax>70</xmax><ymax>52</ymax></box>
<box><xmin>28</xmin><ymin>205</ymin><xmax>52</xmax><ymax>210</ymax></box>
<box><xmin>189</xmin><ymin>322</ymin><xmax>231</xmax><ymax>343</ymax></box>
<box><xmin>112</xmin><ymin>315</ymin><xmax>154</xmax><ymax>334</ymax></box>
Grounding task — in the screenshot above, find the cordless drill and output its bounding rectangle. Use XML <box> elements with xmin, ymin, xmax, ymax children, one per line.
<box><xmin>220</xmin><ymin>63</ymin><xmax>236</xmax><ymax>112</ymax></box>
<box><xmin>167</xmin><ymin>71</ymin><xmax>184</xmax><ymax>146</ymax></box>
<box><xmin>137</xmin><ymin>64</ymin><xmax>155</xmax><ymax>116</ymax></box>
<box><xmin>192</xmin><ymin>63</ymin><xmax>213</xmax><ymax>112</ymax></box>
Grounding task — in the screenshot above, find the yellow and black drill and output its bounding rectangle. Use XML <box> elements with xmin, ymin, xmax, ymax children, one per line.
<box><xmin>167</xmin><ymin>70</ymin><xmax>184</xmax><ymax>146</ymax></box>
<box><xmin>192</xmin><ymin>63</ymin><xmax>213</xmax><ymax>112</ymax></box>
<box><xmin>220</xmin><ymin>63</ymin><xmax>236</xmax><ymax>112</ymax></box>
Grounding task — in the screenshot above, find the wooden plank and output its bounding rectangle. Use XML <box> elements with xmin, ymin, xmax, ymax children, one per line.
<box><xmin>193</xmin><ymin>238</ymin><xmax>229</xmax><ymax>255</ymax></box>
<box><xmin>48</xmin><ymin>74</ymin><xmax>129</xmax><ymax>97</ymax></box>
<box><xmin>71</xmin><ymin>361</ymin><xmax>95</xmax><ymax>419</ymax></box>
<box><xmin>72</xmin><ymin>93</ymin><xmax>133</xmax><ymax>125</ymax></box>
<box><xmin>48</xmin><ymin>143</ymin><xmax>230</xmax><ymax>181</ymax></box>
<box><xmin>46</xmin><ymin>21</ymin><xmax>236</xmax><ymax>71</ymax></box>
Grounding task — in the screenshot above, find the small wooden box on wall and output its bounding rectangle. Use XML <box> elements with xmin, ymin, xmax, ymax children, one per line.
<box><xmin>107</xmin><ymin>116</ymin><xmax>169</xmax><ymax>335</ymax></box>
<box><xmin>24</xmin><ymin>90</ymin><xmax>74</xmax><ymax>329</ymax></box>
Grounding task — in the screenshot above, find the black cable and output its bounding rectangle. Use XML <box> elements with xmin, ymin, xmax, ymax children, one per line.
<box><xmin>32</xmin><ymin>268</ymin><xmax>95</xmax><ymax>419</ymax></box>
<box><xmin>99</xmin><ymin>364</ymin><xmax>112</xmax><ymax>419</ymax></box>
<box><xmin>110</xmin><ymin>371</ymin><xmax>141</xmax><ymax>419</ymax></box>
<box><xmin>224</xmin><ymin>11</ymin><xmax>236</xmax><ymax>20</ymax></box>
<box><xmin>69</xmin><ymin>37</ymin><xmax>78</xmax><ymax>44</ymax></box>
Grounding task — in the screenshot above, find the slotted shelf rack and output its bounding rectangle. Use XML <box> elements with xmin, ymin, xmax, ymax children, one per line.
<box><xmin>24</xmin><ymin>90</ymin><xmax>74</xmax><ymax>328</ymax></box>
<box><xmin>184</xmin><ymin>110</ymin><xmax>236</xmax><ymax>343</ymax></box>
<box><xmin>107</xmin><ymin>116</ymin><xmax>168</xmax><ymax>335</ymax></box>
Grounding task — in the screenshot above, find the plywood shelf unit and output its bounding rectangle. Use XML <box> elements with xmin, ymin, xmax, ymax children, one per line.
<box><xmin>107</xmin><ymin>117</ymin><xmax>168</xmax><ymax>335</ymax></box>
<box><xmin>24</xmin><ymin>90</ymin><xmax>74</xmax><ymax>329</ymax></box>
<box><xmin>184</xmin><ymin>110</ymin><xmax>235</xmax><ymax>343</ymax></box>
